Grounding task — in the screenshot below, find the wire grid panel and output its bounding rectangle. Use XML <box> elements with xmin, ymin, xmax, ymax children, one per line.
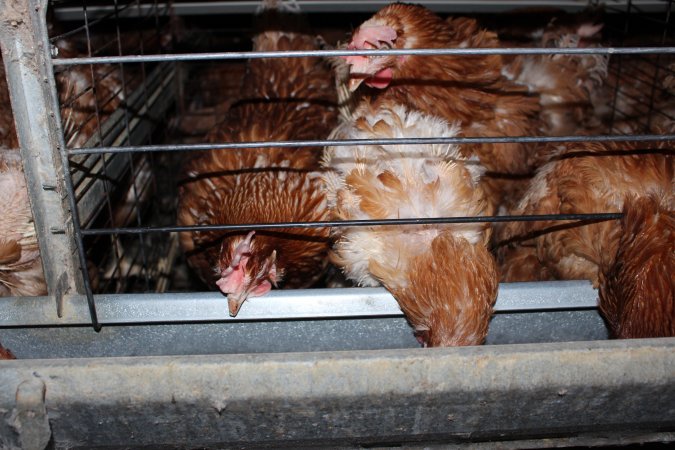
<box><xmin>48</xmin><ymin>0</ymin><xmax>178</xmax><ymax>306</ymax></box>
<box><xmin>602</xmin><ymin>0</ymin><xmax>675</xmax><ymax>132</ymax></box>
<box><xmin>43</xmin><ymin>1</ymin><xmax>675</xmax><ymax>328</ymax></box>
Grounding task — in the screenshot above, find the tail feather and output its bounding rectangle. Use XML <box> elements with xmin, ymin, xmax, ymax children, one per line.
<box><xmin>599</xmin><ymin>194</ymin><xmax>675</xmax><ymax>338</ymax></box>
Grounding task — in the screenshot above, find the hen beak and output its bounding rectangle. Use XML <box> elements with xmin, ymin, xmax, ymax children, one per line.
<box><xmin>343</xmin><ymin>54</ymin><xmax>370</xmax><ymax>92</ymax></box>
<box><xmin>227</xmin><ymin>294</ymin><xmax>246</xmax><ymax>317</ymax></box>
<box><xmin>348</xmin><ymin>76</ymin><xmax>366</xmax><ymax>92</ymax></box>
<box><xmin>269</xmin><ymin>250</ymin><xmax>279</xmax><ymax>288</ymax></box>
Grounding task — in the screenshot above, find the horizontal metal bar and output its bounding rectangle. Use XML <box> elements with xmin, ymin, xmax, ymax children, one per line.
<box><xmin>67</xmin><ymin>134</ymin><xmax>675</xmax><ymax>155</ymax></box>
<box><xmin>0</xmin><ymin>281</ymin><xmax>597</xmax><ymax>326</ymax></box>
<box><xmin>73</xmin><ymin>213</ymin><xmax>623</xmax><ymax>237</ymax></box>
<box><xmin>0</xmin><ymin>311</ymin><xmax>609</xmax><ymax>359</ymax></box>
<box><xmin>50</xmin><ymin>1</ymin><xmax>673</xmax><ymax>19</ymax></box>
<box><xmin>0</xmin><ymin>280</ymin><xmax>583</xmax><ymax>325</ymax></box>
<box><xmin>52</xmin><ymin>46</ymin><xmax>675</xmax><ymax>66</ymax></box>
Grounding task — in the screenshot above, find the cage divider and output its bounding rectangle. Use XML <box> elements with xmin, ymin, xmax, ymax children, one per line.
<box><xmin>0</xmin><ymin>0</ymin><xmax>85</xmax><ymax>317</ymax></box>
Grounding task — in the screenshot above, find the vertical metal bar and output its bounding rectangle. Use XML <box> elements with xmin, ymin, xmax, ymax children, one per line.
<box><xmin>0</xmin><ymin>0</ymin><xmax>82</xmax><ymax>316</ymax></box>
<box><xmin>608</xmin><ymin>0</ymin><xmax>633</xmax><ymax>133</ymax></box>
<box><xmin>645</xmin><ymin>0</ymin><xmax>673</xmax><ymax>131</ymax></box>
<box><xmin>1</xmin><ymin>0</ymin><xmax>100</xmax><ymax>328</ymax></box>
<box><xmin>80</xmin><ymin>0</ymin><xmax>125</xmax><ymax>295</ymax></box>
<box><xmin>135</xmin><ymin>0</ymin><xmax>157</xmax><ymax>291</ymax></box>
<box><xmin>113</xmin><ymin>0</ymin><xmax>152</xmax><ymax>292</ymax></box>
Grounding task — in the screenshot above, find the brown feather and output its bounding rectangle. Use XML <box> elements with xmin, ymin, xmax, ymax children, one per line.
<box><xmin>381</xmin><ymin>233</ymin><xmax>498</xmax><ymax>346</ymax></box>
<box><xmin>497</xmin><ymin>139</ymin><xmax>673</xmax><ymax>284</ymax></box>
<box><xmin>178</xmin><ymin>11</ymin><xmax>337</xmax><ymax>295</ymax></box>
<box><xmin>324</xmin><ymin>102</ymin><xmax>497</xmax><ymax>346</ymax></box>
<box><xmin>54</xmin><ymin>42</ymin><xmax>128</xmax><ymax>149</ymax></box>
<box><xmin>599</xmin><ymin>195</ymin><xmax>674</xmax><ymax>338</ymax></box>
<box><xmin>3</xmin><ymin>41</ymin><xmax>129</xmax><ymax>150</ymax></box>
<box><xmin>0</xmin><ymin>56</ymin><xmax>18</xmax><ymax>149</ymax></box>
<box><xmin>501</xmin><ymin>17</ymin><xmax>607</xmax><ymax>137</ymax></box>
<box><xmin>496</xmin><ymin>138</ymin><xmax>674</xmax><ymax>338</ymax></box>
<box><xmin>346</xmin><ymin>4</ymin><xmax>542</xmax><ymax>208</ymax></box>
<box><xmin>0</xmin><ymin>238</ymin><xmax>21</xmax><ymax>265</ymax></box>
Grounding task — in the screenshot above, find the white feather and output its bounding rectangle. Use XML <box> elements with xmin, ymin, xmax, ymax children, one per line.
<box><xmin>323</xmin><ymin>103</ymin><xmax>492</xmax><ymax>287</ymax></box>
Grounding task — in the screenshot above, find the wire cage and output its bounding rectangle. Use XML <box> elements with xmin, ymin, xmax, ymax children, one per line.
<box><xmin>0</xmin><ymin>1</ymin><xmax>674</xmax><ymax>448</ymax></box>
<box><xmin>49</xmin><ymin>0</ymin><xmax>178</xmax><ymax>300</ymax></box>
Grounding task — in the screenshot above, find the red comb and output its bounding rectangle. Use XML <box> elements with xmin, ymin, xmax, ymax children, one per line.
<box><xmin>351</xmin><ymin>25</ymin><xmax>397</xmax><ymax>49</ymax></box>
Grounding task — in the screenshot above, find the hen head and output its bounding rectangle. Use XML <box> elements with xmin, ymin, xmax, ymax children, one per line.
<box><xmin>344</xmin><ymin>23</ymin><xmax>399</xmax><ymax>91</ymax></box>
<box><xmin>343</xmin><ymin>4</ymin><xmax>434</xmax><ymax>91</ymax></box>
<box><xmin>216</xmin><ymin>231</ymin><xmax>280</xmax><ymax>317</ymax></box>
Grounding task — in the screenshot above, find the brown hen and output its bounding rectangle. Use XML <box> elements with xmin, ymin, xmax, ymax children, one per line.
<box><xmin>599</xmin><ymin>195</ymin><xmax>674</xmax><ymax>338</ymax></box>
<box><xmin>502</xmin><ymin>17</ymin><xmax>607</xmax><ymax>137</ymax></box>
<box><xmin>342</xmin><ymin>3</ymin><xmax>541</xmax><ymax>208</ymax></box>
<box><xmin>54</xmin><ymin>42</ymin><xmax>127</xmax><ymax>149</ymax></box>
<box><xmin>178</xmin><ymin>3</ymin><xmax>337</xmax><ymax>316</ymax></box>
<box><xmin>496</xmin><ymin>139</ymin><xmax>673</xmax><ymax>339</ymax></box>
<box><xmin>323</xmin><ymin>102</ymin><xmax>497</xmax><ymax>347</ymax></box>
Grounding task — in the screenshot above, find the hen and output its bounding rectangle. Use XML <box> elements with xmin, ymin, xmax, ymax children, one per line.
<box><xmin>495</xmin><ymin>138</ymin><xmax>673</xmax><ymax>338</ymax></box>
<box><xmin>178</xmin><ymin>2</ymin><xmax>337</xmax><ymax>316</ymax></box>
<box><xmin>501</xmin><ymin>17</ymin><xmax>607</xmax><ymax>136</ymax></box>
<box><xmin>2</xmin><ymin>36</ymin><xmax>127</xmax><ymax>149</ymax></box>
<box><xmin>54</xmin><ymin>42</ymin><xmax>126</xmax><ymax>149</ymax></box>
<box><xmin>323</xmin><ymin>102</ymin><xmax>497</xmax><ymax>346</ymax></box>
<box><xmin>342</xmin><ymin>3</ymin><xmax>540</xmax><ymax>208</ymax></box>
<box><xmin>0</xmin><ymin>147</ymin><xmax>47</xmax><ymax>297</ymax></box>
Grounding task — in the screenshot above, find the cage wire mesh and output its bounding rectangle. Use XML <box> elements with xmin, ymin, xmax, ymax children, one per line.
<box><xmin>602</xmin><ymin>0</ymin><xmax>675</xmax><ymax>133</ymax></box>
<box><xmin>48</xmin><ymin>0</ymin><xmax>178</xmax><ymax>297</ymax></box>
<box><xmin>33</xmin><ymin>0</ymin><xmax>675</xmax><ymax>329</ymax></box>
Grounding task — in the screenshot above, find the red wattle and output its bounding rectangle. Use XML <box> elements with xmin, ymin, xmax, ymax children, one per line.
<box><xmin>365</xmin><ymin>68</ymin><xmax>393</xmax><ymax>89</ymax></box>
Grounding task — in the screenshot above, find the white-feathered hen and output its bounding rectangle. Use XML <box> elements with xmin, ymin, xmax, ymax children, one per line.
<box><xmin>323</xmin><ymin>101</ymin><xmax>498</xmax><ymax>347</ymax></box>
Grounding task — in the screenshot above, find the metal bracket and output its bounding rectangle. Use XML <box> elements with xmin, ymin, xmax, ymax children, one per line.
<box><xmin>9</xmin><ymin>378</ymin><xmax>51</xmax><ymax>450</ymax></box>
